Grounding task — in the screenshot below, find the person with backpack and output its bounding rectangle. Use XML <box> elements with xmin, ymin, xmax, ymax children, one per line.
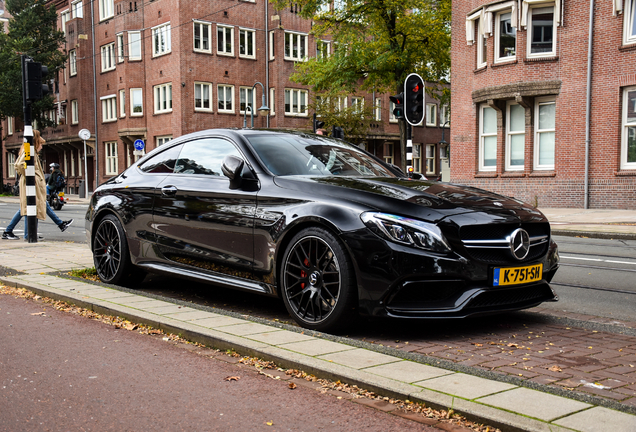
<box><xmin>1</xmin><ymin>130</ymin><xmax>73</xmax><ymax>240</ymax></box>
<box><xmin>47</xmin><ymin>163</ymin><xmax>65</xmax><ymax>196</ymax></box>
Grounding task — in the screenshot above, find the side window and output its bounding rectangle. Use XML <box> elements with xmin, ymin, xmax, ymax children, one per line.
<box><xmin>139</xmin><ymin>144</ymin><xmax>183</xmax><ymax>173</ymax></box>
<box><xmin>175</xmin><ymin>138</ymin><xmax>241</xmax><ymax>176</ymax></box>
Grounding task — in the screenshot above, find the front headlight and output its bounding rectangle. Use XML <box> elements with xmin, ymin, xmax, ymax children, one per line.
<box><xmin>361</xmin><ymin>212</ymin><xmax>451</xmax><ymax>253</ymax></box>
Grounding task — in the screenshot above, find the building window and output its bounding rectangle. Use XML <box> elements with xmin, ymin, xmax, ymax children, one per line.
<box><xmin>426</xmin><ymin>144</ymin><xmax>435</xmax><ymax>175</ymax></box>
<box><xmin>284</xmin><ymin>32</ymin><xmax>308</xmax><ymax>61</ymax></box>
<box><xmin>375</xmin><ymin>98</ymin><xmax>381</xmax><ymax>121</ymax></box>
<box><xmin>239</xmin><ymin>28</ymin><xmax>255</xmax><ymax>58</ymax></box>
<box><xmin>218</xmin><ymin>84</ymin><xmax>234</xmax><ymax>113</ymax></box>
<box><xmin>389</xmin><ymin>100</ymin><xmax>398</xmax><ymax>123</ymax></box>
<box><xmin>412</xmin><ymin>144</ymin><xmax>421</xmax><ymax>173</ymax></box>
<box><xmin>101</xmin><ymin>95</ymin><xmax>117</xmax><ymax>122</ymax></box>
<box><xmin>476</xmin><ymin>18</ymin><xmax>487</xmax><ymax>68</ymax></box>
<box><xmin>239</xmin><ymin>86</ymin><xmax>256</xmax><ymax>114</ymax></box>
<box><xmin>116</xmin><ymin>33</ymin><xmax>124</xmax><ymax>62</ymax></box>
<box><xmin>154</xmin><ymin>83</ymin><xmax>173</xmax><ymax>114</ymax></box>
<box><xmin>157</xmin><ymin>136</ymin><xmax>172</xmax><ymax>146</ymax></box>
<box><xmin>152</xmin><ymin>23</ymin><xmax>171</xmax><ymax>57</ymax></box>
<box><xmin>622</xmin><ymin>86</ymin><xmax>636</xmax><ymax>169</ymax></box>
<box><xmin>479</xmin><ymin>104</ymin><xmax>497</xmax><ymax>171</ymax></box>
<box><xmin>384</xmin><ymin>143</ymin><xmax>394</xmax><ymax>165</ymax></box>
<box><xmin>335</xmin><ymin>96</ymin><xmax>347</xmax><ymax>111</ymax></box>
<box><xmin>284</xmin><ymin>88</ymin><xmax>308</xmax><ymax>116</ymax></box>
<box><xmin>506</xmin><ymin>102</ymin><xmax>525</xmax><ymax>170</ymax></box>
<box><xmin>495</xmin><ymin>11</ymin><xmax>515</xmax><ymax>63</ymax></box>
<box><xmin>317</xmin><ymin>40</ymin><xmax>330</xmax><ymax>59</ymax></box>
<box><xmin>101</xmin><ymin>43</ymin><xmax>115</xmax><ymax>72</ymax></box>
<box><xmin>130</xmin><ymin>88</ymin><xmax>143</xmax><ymax>116</ymax></box>
<box><xmin>426</xmin><ymin>103</ymin><xmax>437</xmax><ymax>126</ymax></box>
<box><xmin>217</xmin><ymin>25</ymin><xmax>234</xmax><ymax>56</ymax></box>
<box><xmin>534</xmin><ymin>97</ymin><xmax>556</xmax><ymax>170</ymax></box>
<box><xmin>71</xmin><ymin>150</ymin><xmax>76</xmax><ymax>177</ymax></box>
<box><xmin>528</xmin><ymin>6</ymin><xmax>555</xmax><ymax>57</ymax></box>
<box><xmin>105</xmin><ymin>141</ymin><xmax>118</xmax><ymax>175</ymax></box>
<box><xmin>269</xmin><ymin>31</ymin><xmax>275</xmax><ymax>60</ymax></box>
<box><xmin>439</xmin><ymin>104</ymin><xmax>450</xmax><ymax>126</ymax></box>
<box><xmin>99</xmin><ymin>0</ymin><xmax>114</xmax><ymax>21</ymax></box>
<box><xmin>625</xmin><ymin>0</ymin><xmax>636</xmax><ymax>45</ymax></box>
<box><xmin>71</xmin><ymin>100</ymin><xmax>78</xmax><ymax>124</ymax></box>
<box><xmin>119</xmin><ymin>89</ymin><xmax>126</xmax><ymax>117</ymax></box>
<box><xmin>195</xmin><ymin>82</ymin><xmax>213</xmax><ymax>111</ymax></box>
<box><xmin>71</xmin><ymin>0</ymin><xmax>83</xmax><ymax>18</ymax></box>
<box><xmin>61</xmin><ymin>10</ymin><xmax>70</xmax><ymax>35</ymax></box>
<box><xmin>69</xmin><ymin>50</ymin><xmax>77</xmax><ymax>76</ymax></box>
<box><xmin>194</xmin><ymin>21</ymin><xmax>211</xmax><ymax>53</ymax></box>
<box><xmin>8</xmin><ymin>153</ymin><xmax>16</xmax><ymax>178</ymax></box>
<box><xmin>128</xmin><ymin>31</ymin><xmax>141</xmax><ymax>60</ymax></box>
<box><xmin>269</xmin><ymin>88</ymin><xmax>275</xmax><ymax>115</ymax></box>
<box><xmin>351</xmin><ymin>97</ymin><xmax>364</xmax><ymax>114</ymax></box>
<box><xmin>7</xmin><ymin>116</ymin><xmax>13</xmax><ymax>135</ymax></box>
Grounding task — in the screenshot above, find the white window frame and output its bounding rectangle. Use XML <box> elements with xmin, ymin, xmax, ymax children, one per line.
<box><xmin>154</xmin><ymin>83</ymin><xmax>173</xmax><ymax>114</ymax></box>
<box><xmin>105</xmin><ymin>141</ymin><xmax>118</xmax><ymax>175</ymax></box>
<box><xmin>61</xmin><ymin>10</ymin><xmax>70</xmax><ymax>35</ymax></box>
<box><xmin>8</xmin><ymin>152</ymin><xmax>16</xmax><ymax>178</ymax></box>
<box><xmin>621</xmin><ymin>86</ymin><xmax>636</xmax><ymax>169</ymax></box>
<box><xmin>71</xmin><ymin>100</ymin><xmax>79</xmax><ymax>124</ymax></box>
<box><xmin>425</xmin><ymin>144</ymin><xmax>436</xmax><ymax>175</ymax></box>
<box><xmin>317</xmin><ymin>40</ymin><xmax>330</xmax><ymax>59</ymax></box>
<box><xmin>128</xmin><ymin>31</ymin><xmax>141</xmax><ymax>60</ymax></box>
<box><xmin>239</xmin><ymin>86</ymin><xmax>256</xmax><ymax>114</ymax></box>
<box><xmin>217</xmin><ymin>84</ymin><xmax>234</xmax><ymax>113</ymax></box>
<box><xmin>119</xmin><ymin>89</ymin><xmax>126</xmax><ymax>117</ymax></box>
<box><xmin>527</xmin><ymin>5</ymin><xmax>556</xmax><ymax>58</ymax></box>
<box><xmin>157</xmin><ymin>135</ymin><xmax>172</xmax><ymax>146</ymax></box>
<box><xmin>375</xmin><ymin>98</ymin><xmax>382</xmax><ymax>121</ymax></box>
<box><xmin>71</xmin><ymin>0</ymin><xmax>83</xmax><ymax>18</ymax></box>
<box><xmin>494</xmin><ymin>10</ymin><xmax>516</xmax><ymax>63</ymax></box>
<box><xmin>476</xmin><ymin>18</ymin><xmax>487</xmax><ymax>69</ymax></box>
<box><xmin>284</xmin><ymin>31</ymin><xmax>308</xmax><ymax>61</ymax></box>
<box><xmin>71</xmin><ymin>150</ymin><xmax>76</xmax><ymax>177</ymax></box>
<box><xmin>101</xmin><ymin>43</ymin><xmax>116</xmax><ymax>72</ymax></box>
<box><xmin>116</xmin><ymin>33</ymin><xmax>124</xmax><ymax>62</ymax></box>
<box><xmin>194</xmin><ymin>82</ymin><xmax>213</xmax><ymax>112</ymax></box>
<box><xmin>269</xmin><ymin>88</ymin><xmax>275</xmax><ymax>115</ymax></box>
<box><xmin>384</xmin><ymin>143</ymin><xmax>394</xmax><ymax>165</ymax></box>
<box><xmin>130</xmin><ymin>88</ymin><xmax>143</xmax><ymax>116</ymax></box>
<box><xmin>99</xmin><ymin>0</ymin><xmax>114</xmax><ymax>21</ymax></box>
<box><xmin>533</xmin><ymin>96</ymin><xmax>556</xmax><ymax>170</ymax></box>
<box><xmin>193</xmin><ymin>21</ymin><xmax>212</xmax><ymax>53</ymax></box>
<box><xmin>69</xmin><ymin>49</ymin><xmax>77</xmax><ymax>76</ymax></box>
<box><xmin>505</xmin><ymin>101</ymin><xmax>526</xmax><ymax>171</ymax></box>
<box><xmin>63</xmin><ymin>152</ymin><xmax>69</xmax><ymax>178</ymax></box>
<box><xmin>152</xmin><ymin>23</ymin><xmax>171</xmax><ymax>57</ymax></box>
<box><xmin>439</xmin><ymin>104</ymin><xmax>450</xmax><ymax>126</ymax></box>
<box><xmin>389</xmin><ymin>100</ymin><xmax>398</xmax><ymax>123</ymax></box>
<box><xmin>624</xmin><ymin>0</ymin><xmax>636</xmax><ymax>45</ymax></box>
<box><xmin>269</xmin><ymin>31</ymin><xmax>275</xmax><ymax>60</ymax></box>
<box><xmin>7</xmin><ymin>116</ymin><xmax>13</xmax><ymax>135</ymax></box>
<box><xmin>101</xmin><ymin>94</ymin><xmax>117</xmax><ymax>123</ymax></box>
<box><xmin>479</xmin><ymin>104</ymin><xmax>498</xmax><ymax>172</ymax></box>
<box><xmin>351</xmin><ymin>97</ymin><xmax>364</xmax><ymax>114</ymax></box>
<box><xmin>284</xmin><ymin>88</ymin><xmax>308</xmax><ymax>116</ymax></box>
<box><xmin>426</xmin><ymin>103</ymin><xmax>437</xmax><ymax>127</ymax></box>
<box><xmin>217</xmin><ymin>25</ymin><xmax>234</xmax><ymax>56</ymax></box>
<box><xmin>239</xmin><ymin>28</ymin><xmax>256</xmax><ymax>59</ymax></box>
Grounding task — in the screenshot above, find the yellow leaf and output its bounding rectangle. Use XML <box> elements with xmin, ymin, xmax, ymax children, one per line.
<box><xmin>266</xmin><ymin>421</ymin><xmax>273</xmax><ymax>426</ymax></box>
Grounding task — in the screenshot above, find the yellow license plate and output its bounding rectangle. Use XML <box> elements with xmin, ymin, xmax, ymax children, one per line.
<box><xmin>493</xmin><ymin>264</ymin><xmax>543</xmax><ymax>286</ymax></box>
<box><xmin>59</xmin><ymin>192</ymin><xmax>64</xmax><ymax>197</ymax></box>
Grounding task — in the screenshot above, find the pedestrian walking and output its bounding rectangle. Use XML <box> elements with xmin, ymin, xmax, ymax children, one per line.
<box><xmin>1</xmin><ymin>130</ymin><xmax>73</xmax><ymax>240</ymax></box>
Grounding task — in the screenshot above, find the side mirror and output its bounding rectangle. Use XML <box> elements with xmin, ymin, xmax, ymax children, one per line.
<box><xmin>222</xmin><ymin>155</ymin><xmax>245</xmax><ymax>189</ymax></box>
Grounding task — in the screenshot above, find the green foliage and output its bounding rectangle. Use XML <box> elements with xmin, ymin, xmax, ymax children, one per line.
<box><xmin>0</xmin><ymin>0</ymin><xmax>67</xmax><ymax>125</ymax></box>
<box><xmin>309</xmin><ymin>90</ymin><xmax>375</xmax><ymax>145</ymax></box>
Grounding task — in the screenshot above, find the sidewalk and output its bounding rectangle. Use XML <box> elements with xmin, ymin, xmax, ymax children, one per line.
<box><xmin>0</xmin><ymin>241</ymin><xmax>634</xmax><ymax>431</ymax></box>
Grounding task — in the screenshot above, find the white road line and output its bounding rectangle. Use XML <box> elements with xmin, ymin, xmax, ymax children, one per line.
<box><xmin>560</xmin><ymin>255</ymin><xmax>636</xmax><ymax>266</ymax></box>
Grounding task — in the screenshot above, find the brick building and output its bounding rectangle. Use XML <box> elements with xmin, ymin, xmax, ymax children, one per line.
<box><xmin>1</xmin><ymin>0</ymin><xmax>450</xmax><ymax>193</ymax></box>
<box><xmin>452</xmin><ymin>0</ymin><xmax>636</xmax><ymax>209</ymax></box>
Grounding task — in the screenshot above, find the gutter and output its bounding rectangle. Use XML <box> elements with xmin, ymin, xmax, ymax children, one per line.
<box><xmin>584</xmin><ymin>0</ymin><xmax>595</xmax><ymax>209</ymax></box>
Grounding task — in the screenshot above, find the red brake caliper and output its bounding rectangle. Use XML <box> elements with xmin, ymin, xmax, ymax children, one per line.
<box><xmin>300</xmin><ymin>258</ymin><xmax>309</xmax><ymax>289</ymax></box>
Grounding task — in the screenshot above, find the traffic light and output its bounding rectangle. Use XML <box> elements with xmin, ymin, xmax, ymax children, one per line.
<box><xmin>24</xmin><ymin>60</ymin><xmax>49</xmax><ymax>101</ymax></box>
<box><xmin>332</xmin><ymin>126</ymin><xmax>344</xmax><ymax>139</ymax></box>
<box><xmin>389</xmin><ymin>93</ymin><xmax>404</xmax><ymax>119</ymax></box>
<box><xmin>313</xmin><ymin>119</ymin><xmax>325</xmax><ymax>133</ymax></box>
<box><xmin>404</xmin><ymin>73</ymin><xmax>424</xmax><ymax>126</ymax></box>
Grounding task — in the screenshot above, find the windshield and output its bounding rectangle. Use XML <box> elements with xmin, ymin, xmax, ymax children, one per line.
<box><xmin>247</xmin><ymin>134</ymin><xmax>397</xmax><ymax>177</ymax></box>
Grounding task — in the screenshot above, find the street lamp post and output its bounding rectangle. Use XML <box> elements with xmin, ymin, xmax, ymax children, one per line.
<box><xmin>247</xmin><ymin>81</ymin><xmax>270</xmax><ymax>128</ymax></box>
<box><xmin>439</xmin><ymin>120</ymin><xmax>450</xmax><ymax>160</ymax></box>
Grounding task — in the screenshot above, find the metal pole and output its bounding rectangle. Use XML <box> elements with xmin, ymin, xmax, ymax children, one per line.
<box><xmin>90</xmin><ymin>0</ymin><xmax>99</xmax><ymax>192</ymax></box>
<box><xmin>83</xmin><ymin>139</ymin><xmax>89</xmax><ymax>198</ymax></box>
<box><xmin>21</xmin><ymin>55</ymin><xmax>37</xmax><ymax>243</ymax></box>
<box><xmin>584</xmin><ymin>0</ymin><xmax>595</xmax><ymax>209</ymax></box>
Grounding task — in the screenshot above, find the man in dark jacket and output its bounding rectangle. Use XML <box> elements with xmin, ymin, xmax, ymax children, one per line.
<box><xmin>47</xmin><ymin>163</ymin><xmax>63</xmax><ymax>196</ymax></box>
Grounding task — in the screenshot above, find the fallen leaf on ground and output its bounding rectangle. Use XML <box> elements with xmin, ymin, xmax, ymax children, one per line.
<box><xmin>225</xmin><ymin>376</ymin><xmax>240</xmax><ymax>381</ymax></box>
<box><xmin>548</xmin><ymin>365</ymin><xmax>562</xmax><ymax>372</ymax></box>
<box><xmin>30</xmin><ymin>312</ymin><xmax>45</xmax><ymax>316</ymax></box>
<box><xmin>266</xmin><ymin>421</ymin><xmax>273</xmax><ymax>426</ymax></box>
<box><xmin>289</xmin><ymin>382</ymin><xmax>297</xmax><ymax>389</ymax></box>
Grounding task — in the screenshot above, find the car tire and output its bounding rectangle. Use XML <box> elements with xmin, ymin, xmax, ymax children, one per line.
<box><xmin>281</xmin><ymin>227</ymin><xmax>357</xmax><ymax>332</ymax></box>
<box><xmin>93</xmin><ymin>214</ymin><xmax>146</xmax><ymax>287</ymax></box>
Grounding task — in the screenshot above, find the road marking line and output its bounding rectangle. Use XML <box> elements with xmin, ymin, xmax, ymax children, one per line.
<box><xmin>560</xmin><ymin>255</ymin><xmax>636</xmax><ymax>266</ymax></box>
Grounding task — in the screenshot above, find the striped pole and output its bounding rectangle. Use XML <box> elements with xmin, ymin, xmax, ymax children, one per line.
<box><xmin>21</xmin><ymin>55</ymin><xmax>38</xmax><ymax>243</ymax></box>
<box><xmin>406</xmin><ymin>123</ymin><xmax>413</xmax><ymax>177</ymax></box>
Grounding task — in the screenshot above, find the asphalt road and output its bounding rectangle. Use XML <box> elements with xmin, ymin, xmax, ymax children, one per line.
<box><xmin>0</xmin><ymin>202</ymin><xmax>87</xmax><ymax>243</ymax></box>
<box><xmin>0</xmin><ymin>292</ymin><xmax>441</xmax><ymax>432</ymax></box>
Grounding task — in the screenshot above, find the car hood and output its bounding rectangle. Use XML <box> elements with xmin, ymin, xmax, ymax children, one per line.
<box><xmin>273</xmin><ymin>176</ymin><xmax>547</xmax><ymax>223</ymax></box>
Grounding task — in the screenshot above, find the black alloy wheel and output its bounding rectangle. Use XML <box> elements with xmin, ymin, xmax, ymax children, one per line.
<box><xmin>281</xmin><ymin>227</ymin><xmax>356</xmax><ymax>331</ymax></box>
<box><xmin>93</xmin><ymin>214</ymin><xmax>145</xmax><ymax>286</ymax></box>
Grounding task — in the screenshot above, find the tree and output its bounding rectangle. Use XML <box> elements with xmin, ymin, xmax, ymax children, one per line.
<box><xmin>0</xmin><ymin>0</ymin><xmax>67</xmax><ymax>126</ymax></box>
<box><xmin>310</xmin><ymin>90</ymin><xmax>375</xmax><ymax>146</ymax></box>
<box><xmin>272</xmin><ymin>0</ymin><xmax>451</xmax><ymax>169</ymax></box>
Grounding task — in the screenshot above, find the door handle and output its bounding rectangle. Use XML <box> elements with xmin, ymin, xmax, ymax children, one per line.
<box><xmin>161</xmin><ymin>185</ymin><xmax>178</xmax><ymax>196</ymax></box>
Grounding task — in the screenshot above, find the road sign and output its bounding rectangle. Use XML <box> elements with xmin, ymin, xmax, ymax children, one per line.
<box><xmin>134</xmin><ymin>139</ymin><xmax>145</xmax><ymax>151</ymax></box>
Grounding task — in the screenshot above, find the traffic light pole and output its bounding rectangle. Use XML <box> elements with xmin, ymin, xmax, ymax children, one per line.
<box><xmin>21</xmin><ymin>55</ymin><xmax>38</xmax><ymax>243</ymax></box>
<box><xmin>406</xmin><ymin>123</ymin><xmax>413</xmax><ymax>176</ymax></box>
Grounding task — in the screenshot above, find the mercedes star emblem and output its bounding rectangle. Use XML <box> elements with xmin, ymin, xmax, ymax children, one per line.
<box><xmin>509</xmin><ymin>228</ymin><xmax>530</xmax><ymax>260</ymax></box>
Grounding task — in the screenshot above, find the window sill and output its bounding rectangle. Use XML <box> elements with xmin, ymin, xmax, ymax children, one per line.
<box><xmin>152</xmin><ymin>52</ymin><xmax>172</xmax><ymax>59</ymax></box>
<box><xmin>194</xmin><ymin>109</ymin><xmax>214</xmax><ymax>113</ymax></box>
<box><xmin>193</xmin><ymin>49</ymin><xmax>213</xmax><ymax>55</ymax></box>
<box><xmin>154</xmin><ymin>111</ymin><xmax>173</xmax><ymax>115</ymax></box>
<box><xmin>491</xmin><ymin>59</ymin><xmax>517</xmax><ymax>68</ymax></box>
<box><xmin>615</xmin><ymin>169</ymin><xmax>636</xmax><ymax>176</ymax></box>
<box><xmin>217</xmin><ymin>111</ymin><xmax>235</xmax><ymax>115</ymax></box>
<box><xmin>529</xmin><ymin>171</ymin><xmax>556</xmax><ymax>177</ymax></box>
<box><xmin>524</xmin><ymin>55</ymin><xmax>558</xmax><ymax>63</ymax></box>
<box><xmin>619</xmin><ymin>43</ymin><xmax>636</xmax><ymax>53</ymax></box>
<box><xmin>217</xmin><ymin>52</ymin><xmax>235</xmax><ymax>57</ymax></box>
<box><xmin>501</xmin><ymin>171</ymin><xmax>526</xmax><ymax>177</ymax></box>
<box><xmin>239</xmin><ymin>55</ymin><xmax>257</xmax><ymax>60</ymax></box>
<box><xmin>474</xmin><ymin>65</ymin><xmax>487</xmax><ymax>74</ymax></box>
<box><xmin>475</xmin><ymin>172</ymin><xmax>498</xmax><ymax>178</ymax></box>
<box><xmin>101</xmin><ymin>69</ymin><xmax>116</xmax><ymax>74</ymax></box>
<box><xmin>102</xmin><ymin>119</ymin><xmax>117</xmax><ymax>123</ymax></box>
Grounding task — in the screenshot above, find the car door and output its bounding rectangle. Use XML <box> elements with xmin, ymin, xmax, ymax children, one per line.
<box><xmin>152</xmin><ymin>136</ymin><xmax>257</xmax><ymax>277</ymax></box>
